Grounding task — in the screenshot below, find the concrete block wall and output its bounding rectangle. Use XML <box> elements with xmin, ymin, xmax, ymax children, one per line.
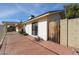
<box><xmin>0</xmin><ymin>25</ymin><xmax>6</xmax><ymax>42</ymax></box>
<box><xmin>60</xmin><ymin>19</ymin><xmax>68</xmax><ymax>46</ymax></box>
<box><xmin>68</xmin><ymin>18</ymin><xmax>79</xmax><ymax>48</ymax></box>
<box><xmin>60</xmin><ymin>18</ymin><xmax>79</xmax><ymax>49</ymax></box>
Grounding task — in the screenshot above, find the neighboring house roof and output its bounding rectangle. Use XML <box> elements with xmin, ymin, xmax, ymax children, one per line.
<box><xmin>2</xmin><ymin>21</ymin><xmax>19</xmax><ymax>26</ymax></box>
<box><xmin>2</xmin><ymin>21</ymin><xmax>19</xmax><ymax>24</ymax></box>
<box><xmin>26</xmin><ymin>10</ymin><xmax>64</xmax><ymax>23</ymax></box>
<box><xmin>2</xmin><ymin>21</ymin><xmax>19</xmax><ymax>23</ymax></box>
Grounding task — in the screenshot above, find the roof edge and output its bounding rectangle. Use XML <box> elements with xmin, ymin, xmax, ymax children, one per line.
<box><xmin>26</xmin><ymin>10</ymin><xmax>64</xmax><ymax>23</ymax></box>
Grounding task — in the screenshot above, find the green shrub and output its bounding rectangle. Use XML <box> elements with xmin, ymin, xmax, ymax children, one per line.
<box><xmin>18</xmin><ymin>30</ymin><xmax>28</xmax><ymax>35</ymax></box>
<box><xmin>64</xmin><ymin>4</ymin><xmax>79</xmax><ymax>19</ymax></box>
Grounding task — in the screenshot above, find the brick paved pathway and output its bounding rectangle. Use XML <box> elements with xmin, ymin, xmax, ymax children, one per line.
<box><xmin>25</xmin><ymin>36</ymin><xmax>77</xmax><ymax>55</ymax></box>
<box><xmin>0</xmin><ymin>32</ymin><xmax>56</xmax><ymax>55</ymax></box>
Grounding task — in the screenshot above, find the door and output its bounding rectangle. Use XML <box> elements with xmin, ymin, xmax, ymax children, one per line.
<box><xmin>48</xmin><ymin>20</ymin><xmax>60</xmax><ymax>44</ymax></box>
<box><xmin>32</xmin><ymin>22</ymin><xmax>38</xmax><ymax>35</ymax></box>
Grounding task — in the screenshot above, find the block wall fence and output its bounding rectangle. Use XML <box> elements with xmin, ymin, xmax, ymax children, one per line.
<box><xmin>60</xmin><ymin>18</ymin><xmax>79</xmax><ymax>49</ymax></box>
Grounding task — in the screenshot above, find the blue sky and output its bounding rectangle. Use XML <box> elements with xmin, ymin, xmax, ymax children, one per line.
<box><xmin>0</xmin><ymin>3</ymin><xmax>65</xmax><ymax>23</ymax></box>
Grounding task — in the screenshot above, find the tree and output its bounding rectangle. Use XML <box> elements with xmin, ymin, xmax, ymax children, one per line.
<box><xmin>64</xmin><ymin>4</ymin><xmax>79</xmax><ymax>19</ymax></box>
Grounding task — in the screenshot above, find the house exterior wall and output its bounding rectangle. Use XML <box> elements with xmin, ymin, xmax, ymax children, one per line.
<box><xmin>48</xmin><ymin>14</ymin><xmax>61</xmax><ymax>43</ymax></box>
<box><xmin>24</xmin><ymin>13</ymin><xmax>61</xmax><ymax>41</ymax></box>
<box><xmin>16</xmin><ymin>27</ymin><xmax>19</xmax><ymax>32</ymax></box>
<box><xmin>24</xmin><ymin>20</ymin><xmax>48</xmax><ymax>41</ymax></box>
<box><xmin>38</xmin><ymin>20</ymin><xmax>47</xmax><ymax>41</ymax></box>
<box><xmin>25</xmin><ymin>24</ymin><xmax>32</xmax><ymax>35</ymax></box>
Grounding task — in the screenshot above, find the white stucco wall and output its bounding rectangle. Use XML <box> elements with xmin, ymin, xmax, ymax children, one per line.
<box><xmin>24</xmin><ymin>20</ymin><xmax>48</xmax><ymax>41</ymax></box>
<box><xmin>25</xmin><ymin>24</ymin><xmax>32</xmax><ymax>35</ymax></box>
<box><xmin>38</xmin><ymin>20</ymin><xmax>47</xmax><ymax>41</ymax></box>
<box><xmin>16</xmin><ymin>27</ymin><xmax>19</xmax><ymax>32</ymax></box>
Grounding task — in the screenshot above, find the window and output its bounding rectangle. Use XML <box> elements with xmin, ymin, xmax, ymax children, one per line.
<box><xmin>32</xmin><ymin>22</ymin><xmax>38</xmax><ymax>35</ymax></box>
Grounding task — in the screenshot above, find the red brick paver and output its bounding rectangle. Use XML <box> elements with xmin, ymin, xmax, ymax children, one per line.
<box><xmin>26</xmin><ymin>36</ymin><xmax>77</xmax><ymax>55</ymax></box>
<box><xmin>0</xmin><ymin>32</ymin><xmax>56</xmax><ymax>55</ymax></box>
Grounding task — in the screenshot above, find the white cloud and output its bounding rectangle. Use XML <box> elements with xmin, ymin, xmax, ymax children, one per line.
<box><xmin>0</xmin><ymin>9</ymin><xmax>19</xmax><ymax>18</ymax></box>
<box><xmin>15</xmin><ymin>4</ymin><xmax>38</xmax><ymax>16</ymax></box>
